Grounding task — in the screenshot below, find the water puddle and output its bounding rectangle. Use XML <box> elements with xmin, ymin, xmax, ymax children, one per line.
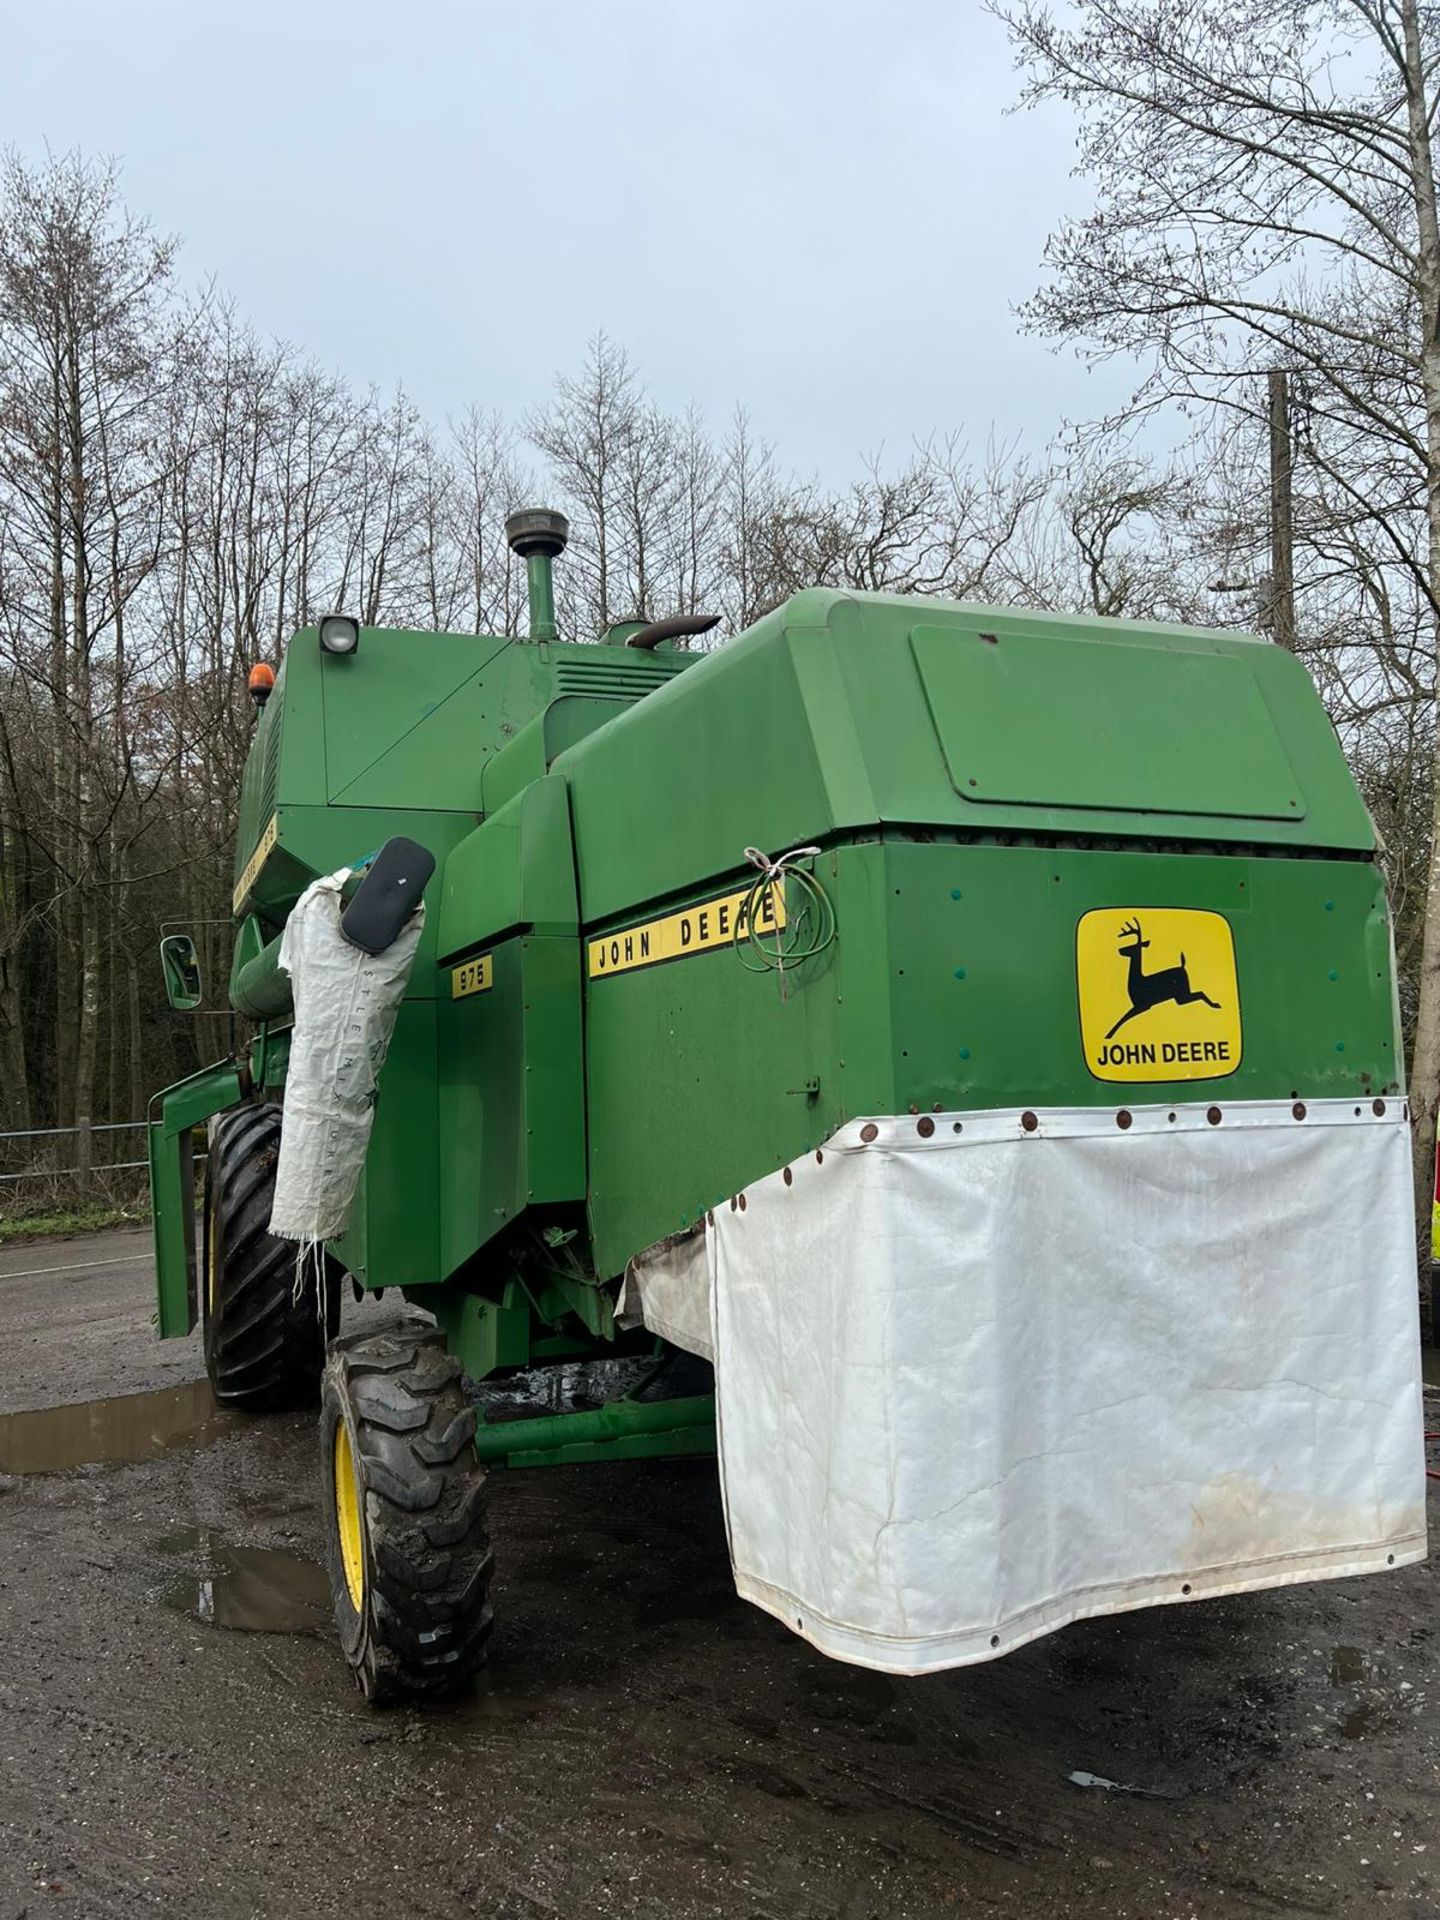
<box><xmin>1329</xmin><ymin>1645</ymin><xmax>1373</xmax><ymax>1688</ymax></box>
<box><xmin>0</xmin><ymin>1378</ymin><xmax>238</xmax><ymax>1474</ymax></box>
<box><xmin>452</xmin><ymin>1670</ymin><xmax>563</xmax><ymax>1727</ymax></box>
<box><xmin>156</xmin><ymin>1529</ymin><xmax>331</xmax><ymax>1634</ymax></box>
<box><xmin>1328</xmin><ymin>1645</ymin><xmax>1394</xmax><ymax>1740</ymax></box>
<box><xmin>1338</xmin><ymin>1700</ymin><xmax>1385</xmax><ymax>1740</ymax></box>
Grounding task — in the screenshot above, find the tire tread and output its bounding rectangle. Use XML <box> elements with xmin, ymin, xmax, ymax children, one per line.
<box><xmin>205</xmin><ymin>1103</ymin><xmax>337</xmax><ymax>1412</ymax></box>
<box><xmin>322</xmin><ymin>1329</ymin><xmax>492</xmax><ymax>1704</ymax></box>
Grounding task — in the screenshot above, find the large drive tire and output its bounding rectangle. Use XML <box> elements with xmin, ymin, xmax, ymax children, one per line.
<box><xmin>203</xmin><ymin>1103</ymin><xmax>338</xmax><ymax>1412</ymax></box>
<box><xmin>320</xmin><ymin>1329</ymin><xmax>494</xmax><ymax>1705</ymax></box>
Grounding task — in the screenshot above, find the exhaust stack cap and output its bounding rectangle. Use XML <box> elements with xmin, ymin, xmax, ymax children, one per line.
<box><xmin>505</xmin><ymin>508</ymin><xmax>569</xmax><ymax>560</ymax></box>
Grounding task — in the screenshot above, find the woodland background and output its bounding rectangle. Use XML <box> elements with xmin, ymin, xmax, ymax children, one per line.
<box><xmin>3</xmin><ymin>0</ymin><xmax>1438</xmax><ymax>1207</ymax></box>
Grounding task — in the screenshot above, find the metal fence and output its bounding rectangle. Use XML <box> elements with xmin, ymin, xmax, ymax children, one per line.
<box><xmin>0</xmin><ymin>1120</ymin><xmax>150</xmax><ymax>1186</ymax></box>
<box><xmin>0</xmin><ymin>1120</ymin><xmax>161</xmax><ymax>1217</ymax></box>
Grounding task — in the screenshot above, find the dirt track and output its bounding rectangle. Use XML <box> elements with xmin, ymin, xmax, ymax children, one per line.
<box><xmin>1</xmin><ymin>1231</ymin><xmax>1438</xmax><ymax>1918</ymax></box>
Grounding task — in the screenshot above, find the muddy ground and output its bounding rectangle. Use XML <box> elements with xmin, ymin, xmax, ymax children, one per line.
<box><xmin>0</xmin><ymin>1232</ymin><xmax>1437</xmax><ymax>1918</ymax></box>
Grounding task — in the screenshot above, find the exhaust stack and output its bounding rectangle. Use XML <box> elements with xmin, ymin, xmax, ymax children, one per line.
<box><xmin>505</xmin><ymin>507</ymin><xmax>569</xmax><ymax>641</ymax></box>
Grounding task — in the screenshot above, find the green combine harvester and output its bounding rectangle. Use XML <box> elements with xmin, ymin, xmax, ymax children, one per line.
<box><xmin>149</xmin><ymin>507</ymin><xmax>1426</xmax><ymax>1702</ymax></box>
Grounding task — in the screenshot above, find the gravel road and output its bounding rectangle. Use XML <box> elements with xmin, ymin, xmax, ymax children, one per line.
<box><xmin>0</xmin><ymin>1229</ymin><xmax>1437</xmax><ymax>1918</ymax></box>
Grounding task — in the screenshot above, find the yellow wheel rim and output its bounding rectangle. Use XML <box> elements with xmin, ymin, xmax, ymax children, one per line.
<box><xmin>206</xmin><ymin>1189</ymin><xmax>220</xmax><ymax>1318</ymax></box>
<box><xmin>333</xmin><ymin>1421</ymin><xmax>366</xmax><ymax>1612</ymax></box>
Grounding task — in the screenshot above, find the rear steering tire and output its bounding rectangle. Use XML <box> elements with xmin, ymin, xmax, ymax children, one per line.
<box><xmin>202</xmin><ymin>1103</ymin><xmax>339</xmax><ymax>1411</ymax></box>
<box><xmin>320</xmin><ymin>1329</ymin><xmax>494</xmax><ymax>1704</ymax></box>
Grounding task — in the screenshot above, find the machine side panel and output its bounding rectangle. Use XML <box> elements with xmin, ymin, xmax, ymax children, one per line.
<box><xmin>582</xmin><ymin>838</ymin><xmax>1397</xmax><ymax>1279</ymax></box>
<box><xmin>438</xmin><ymin>776</ymin><xmax>580</xmax><ymax>954</ymax></box>
<box><xmin>437</xmin><ymin>932</ymin><xmax>527</xmax><ymax>1277</ymax></box>
<box><xmin>434</xmin><ymin>779</ymin><xmax>587</xmax><ymax>1277</ymax></box>
<box><xmin>584</xmin><ymin>875</ymin><xmax>844</xmax><ymax>1278</ymax></box>
<box><xmin>878</xmin><ymin>840</ymin><xmax>1397</xmax><ymax>1116</ymax></box>
<box><xmin>521</xmin><ymin>932</ymin><xmax>586</xmax><ymax>1207</ymax></box>
<box><xmin>560</xmin><ymin>607</ymin><xmax>837</xmax><ymax>925</ymax></box>
<box><xmin>333</xmin><ymin>996</ymin><xmax>438</xmax><ymax>1291</ymax></box>
<box><xmin>321</xmin><ymin>631</ymin><xmax>519</xmax><ymax>808</ymax></box>
<box><xmin>434</xmin><ymin>932</ymin><xmax>585</xmax><ymax>1275</ymax></box>
<box><xmin>558</xmin><ymin>591</ymin><xmax>1376</xmax><ymax>932</ymax></box>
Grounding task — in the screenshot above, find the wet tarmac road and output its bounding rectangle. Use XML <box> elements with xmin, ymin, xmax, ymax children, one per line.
<box><xmin>1</xmin><ymin>1231</ymin><xmax>1438</xmax><ymax>1918</ymax></box>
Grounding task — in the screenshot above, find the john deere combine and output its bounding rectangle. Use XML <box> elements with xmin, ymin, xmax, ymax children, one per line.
<box><xmin>150</xmin><ymin>508</ymin><xmax>1426</xmax><ymax>1702</ymax></box>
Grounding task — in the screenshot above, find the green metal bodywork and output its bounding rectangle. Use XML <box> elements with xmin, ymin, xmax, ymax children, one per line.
<box><xmin>147</xmin><ymin>1055</ymin><xmax>243</xmax><ymax>1339</ymax></box>
<box><xmin>149</xmin><ymin>590</ymin><xmax>1399</xmax><ymax>1466</ymax></box>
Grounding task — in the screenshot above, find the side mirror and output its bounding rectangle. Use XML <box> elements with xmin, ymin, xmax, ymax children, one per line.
<box><xmin>160</xmin><ymin>934</ymin><xmax>203</xmax><ymax>1011</ymax></box>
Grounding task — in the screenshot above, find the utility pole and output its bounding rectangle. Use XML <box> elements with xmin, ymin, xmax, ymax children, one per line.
<box><xmin>1268</xmin><ymin>368</ymin><xmax>1296</xmax><ymax>650</ymax></box>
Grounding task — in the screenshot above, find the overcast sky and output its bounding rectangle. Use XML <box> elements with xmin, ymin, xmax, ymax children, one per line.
<box><xmin>6</xmin><ymin>0</ymin><xmax>1140</xmax><ymax>483</ymax></box>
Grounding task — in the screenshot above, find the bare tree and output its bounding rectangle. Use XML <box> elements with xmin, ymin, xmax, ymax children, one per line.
<box><xmin>530</xmin><ymin>332</ymin><xmax>646</xmax><ymax>632</ymax></box>
<box><xmin>450</xmin><ymin>407</ymin><xmax>528</xmax><ymax>635</ymax></box>
<box><xmin>0</xmin><ymin>150</ymin><xmax>173</xmax><ymax>1181</ymax></box>
<box><xmin>11</xmin><ymin>140</ymin><xmax>1413</xmax><ymax>1222</ymax></box>
<box><xmin>995</xmin><ymin>0</ymin><xmax>1440</xmax><ymax>1255</ymax></box>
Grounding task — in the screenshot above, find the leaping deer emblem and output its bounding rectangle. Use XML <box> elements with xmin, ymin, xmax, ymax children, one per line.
<box><xmin>1105</xmin><ymin>917</ymin><xmax>1222</xmax><ymax>1040</ymax></box>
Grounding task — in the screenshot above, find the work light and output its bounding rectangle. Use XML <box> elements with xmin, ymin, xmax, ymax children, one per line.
<box><xmin>319</xmin><ymin>614</ymin><xmax>360</xmax><ymax>655</ymax></box>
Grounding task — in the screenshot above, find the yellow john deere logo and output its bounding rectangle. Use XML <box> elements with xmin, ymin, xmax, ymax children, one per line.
<box><xmin>1077</xmin><ymin>908</ymin><xmax>1241</xmax><ymax>1083</ymax></box>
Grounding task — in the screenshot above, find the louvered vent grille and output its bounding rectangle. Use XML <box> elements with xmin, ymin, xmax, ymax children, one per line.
<box><xmin>258</xmin><ymin>677</ymin><xmax>285</xmax><ymax>820</ymax></box>
<box><xmin>554</xmin><ymin>656</ymin><xmax>687</xmax><ymax>700</ymax></box>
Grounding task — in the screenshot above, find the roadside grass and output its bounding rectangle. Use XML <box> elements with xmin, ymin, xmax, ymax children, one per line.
<box><xmin>0</xmin><ymin>1198</ymin><xmax>152</xmax><ymax>1244</ymax></box>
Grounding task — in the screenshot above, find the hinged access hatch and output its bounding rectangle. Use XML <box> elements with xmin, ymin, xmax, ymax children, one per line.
<box><xmin>910</xmin><ymin>624</ymin><xmax>1305</xmax><ymax>821</ymax></box>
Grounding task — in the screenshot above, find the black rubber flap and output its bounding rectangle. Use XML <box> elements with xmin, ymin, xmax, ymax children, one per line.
<box><xmin>340</xmin><ymin>837</ymin><xmax>435</xmax><ymax>954</ymax></box>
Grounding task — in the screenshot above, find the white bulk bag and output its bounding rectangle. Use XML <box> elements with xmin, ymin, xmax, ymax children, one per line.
<box><xmin>268</xmin><ymin>871</ymin><xmax>423</xmax><ymax>1245</ymax></box>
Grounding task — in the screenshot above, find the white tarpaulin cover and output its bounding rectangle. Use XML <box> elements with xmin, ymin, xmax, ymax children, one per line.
<box><xmin>619</xmin><ymin>1227</ymin><xmax>713</xmax><ymax>1361</ymax></box>
<box><xmin>631</xmin><ymin>1098</ymin><xmax>1427</xmax><ymax>1674</ymax></box>
<box><xmin>269</xmin><ymin>871</ymin><xmax>423</xmax><ymax>1245</ymax></box>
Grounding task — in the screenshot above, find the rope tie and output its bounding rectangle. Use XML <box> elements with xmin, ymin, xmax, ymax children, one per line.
<box><xmin>743</xmin><ymin>844</ymin><xmax>822</xmax><ymax>882</ymax></box>
<box><xmin>735</xmin><ymin>845</ymin><xmax>836</xmax><ymax>998</ymax></box>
